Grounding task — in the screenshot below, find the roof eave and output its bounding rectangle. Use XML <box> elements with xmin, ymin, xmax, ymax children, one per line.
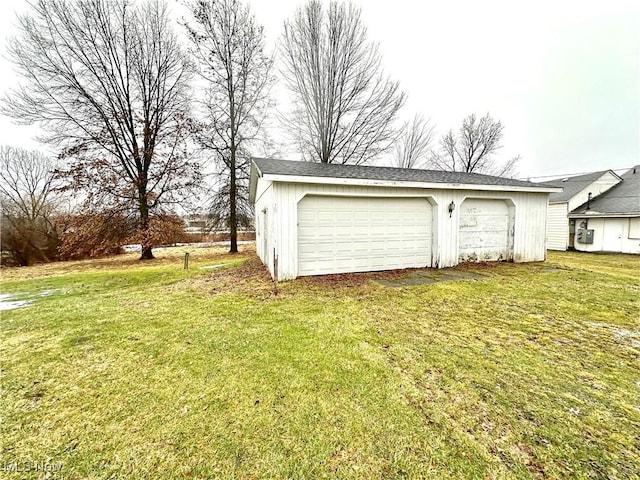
<box><xmin>569</xmin><ymin>212</ymin><xmax>640</xmax><ymax>218</ymax></box>
<box><xmin>261</xmin><ymin>173</ymin><xmax>562</xmax><ymax>193</ymax></box>
<box><xmin>249</xmin><ymin>160</ymin><xmax>263</xmax><ymax>204</ymax></box>
<box><xmin>607</xmin><ymin>169</ymin><xmax>624</xmax><ymax>182</ymax></box>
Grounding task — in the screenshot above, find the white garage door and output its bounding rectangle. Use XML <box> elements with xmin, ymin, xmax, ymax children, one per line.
<box><xmin>297</xmin><ymin>196</ymin><xmax>432</xmax><ymax>276</ymax></box>
<box><xmin>459</xmin><ymin>199</ymin><xmax>510</xmax><ymax>262</ymax></box>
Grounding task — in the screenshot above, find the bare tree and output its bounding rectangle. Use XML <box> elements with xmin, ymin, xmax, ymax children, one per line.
<box><xmin>429</xmin><ymin>113</ymin><xmax>519</xmax><ymax>177</ymax></box>
<box><xmin>184</xmin><ymin>0</ymin><xmax>273</xmax><ymax>253</ymax></box>
<box><xmin>206</xmin><ymin>159</ymin><xmax>253</xmax><ymax>233</ymax></box>
<box><xmin>393</xmin><ymin>114</ymin><xmax>435</xmax><ymax>169</ymax></box>
<box><xmin>281</xmin><ymin>0</ymin><xmax>405</xmax><ymax>165</ymax></box>
<box><xmin>2</xmin><ymin>0</ymin><xmax>198</xmax><ymax>259</ymax></box>
<box><xmin>0</xmin><ymin>146</ymin><xmax>62</xmax><ymax>266</ymax></box>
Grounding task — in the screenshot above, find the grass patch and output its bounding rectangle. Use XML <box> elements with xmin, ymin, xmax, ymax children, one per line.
<box><xmin>1</xmin><ymin>248</ymin><xmax>639</xmax><ymax>479</ymax></box>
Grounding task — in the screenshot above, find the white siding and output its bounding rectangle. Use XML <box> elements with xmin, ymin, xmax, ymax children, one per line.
<box><xmin>426</xmin><ymin>189</ymin><xmax>548</xmax><ymax>267</ymax></box>
<box><xmin>254</xmin><ymin>180</ymin><xmax>274</xmax><ymax>277</ymax></box>
<box><xmin>257</xmin><ymin>180</ymin><xmax>550</xmax><ymax>280</ymax></box>
<box><xmin>573</xmin><ymin>217</ymin><xmax>640</xmax><ymax>254</ymax></box>
<box><xmin>567</xmin><ymin>172</ymin><xmax>621</xmax><ymax>211</ymax></box>
<box><xmin>547</xmin><ymin>202</ymin><xmax>569</xmax><ymax>250</ymax></box>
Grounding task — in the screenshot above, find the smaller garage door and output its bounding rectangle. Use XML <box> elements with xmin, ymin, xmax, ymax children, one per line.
<box><xmin>297</xmin><ymin>196</ymin><xmax>432</xmax><ymax>276</ymax></box>
<box><xmin>459</xmin><ymin>199</ymin><xmax>510</xmax><ymax>262</ymax></box>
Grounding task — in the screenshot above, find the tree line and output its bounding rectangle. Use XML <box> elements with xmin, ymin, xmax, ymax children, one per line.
<box><xmin>1</xmin><ymin>0</ymin><xmax>519</xmax><ymax>264</ymax></box>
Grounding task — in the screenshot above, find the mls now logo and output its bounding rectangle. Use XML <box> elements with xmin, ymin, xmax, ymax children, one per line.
<box><xmin>2</xmin><ymin>460</ymin><xmax>63</xmax><ymax>473</ymax></box>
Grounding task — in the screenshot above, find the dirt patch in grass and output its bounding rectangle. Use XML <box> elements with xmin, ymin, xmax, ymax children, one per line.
<box><xmin>297</xmin><ymin>268</ymin><xmax>414</xmax><ymax>288</ymax></box>
<box><xmin>189</xmin><ymin>258</ymin><xmax>566</xmax><ymax>293</ymax></box>
<box><xmin>186</xmin><ymin>257</ymin><xmax>445</xmax><ymax>294</ymax></box>
<box><xmin>293</xmin><ymin>265</ymin><xmax>487</xmax><ymax>290</ymax></box>
<box><xmin>187</xmin><ymin>256</ymin><xmax>275</xmax><ymax>297</ymax></box>
<box><xmin>586</xmin><ymin>321</ymin><xmax>640</xmax><ymax>349</ymax></box>
<box><xmin>376</xmin><ymin>269</ymin><xmax>488</xmax><ymax>287</ymax></box>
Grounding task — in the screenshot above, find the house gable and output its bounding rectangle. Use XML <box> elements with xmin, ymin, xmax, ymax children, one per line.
<box><xmin>566</xmin><ymin>171</ymin><xmax>622</xmax><ymax>211</ymax></box>
<box><xmin>569</xmin><ymin>165</ymin><xmax>640</xmax><ymax>218</ymax></box>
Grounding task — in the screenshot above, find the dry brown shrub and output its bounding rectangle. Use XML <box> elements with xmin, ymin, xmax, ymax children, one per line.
<box><xmin>58</xmin><ymin>213</ymin><xmax>189</xmax><ymax>260</ymax></box>
<box><xmin>57</xmin><ymin>213</ymin><xmax>131</xmax><ymax>260</ymax></box>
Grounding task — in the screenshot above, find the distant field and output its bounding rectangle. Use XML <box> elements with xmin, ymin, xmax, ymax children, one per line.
<box><xmin>1</xmin><ymin>247</ymin><xmax>639</xmax><ymax>479</ymax></box>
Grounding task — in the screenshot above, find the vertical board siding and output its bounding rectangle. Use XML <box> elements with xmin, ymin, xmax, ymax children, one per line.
<box><xmin>254</xmin><ymin>182</ymin><xmax>273</xmax><ymax>276</ymax></box>
<box><xmin>261</xmin><ymin>181</ymin><xmax>550</xmax><ymax>280</ymax></box>
<box><xmin>512</xmin><ymin>192</ymin><xmax>548</xmax><ymax>263</ymax></box>
<box><xmin>547</xmin><ymin>203</ymin><xmax>568</xmax><ymax>250</ymax></box>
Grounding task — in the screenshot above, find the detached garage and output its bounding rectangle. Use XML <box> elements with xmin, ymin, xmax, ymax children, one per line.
<box><xmin>250</xmin><ymin>158</ymin><xmax>560</xmax><ymax>281</ymax></box>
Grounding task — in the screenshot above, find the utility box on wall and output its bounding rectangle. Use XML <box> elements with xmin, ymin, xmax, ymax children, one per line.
<box><xmin>576</xmin><ymin>228</ymin><xmax>594</xmax><ymax>244</ymax></box>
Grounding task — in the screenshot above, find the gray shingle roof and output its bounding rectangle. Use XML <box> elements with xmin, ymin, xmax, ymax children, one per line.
<box><xmin>253</xmin><ymin>158</ymin><xmax>557</xmax><ymax>190</ymax></box>
<box><xmin>570</xmin><ymin>166</ymin><xmax>640</xmax><ymax>216</ymax></box>
<box><xmin>543</xmin><ymin>170</ymin><xmax>611</xmax><ymax>202</ymax></box>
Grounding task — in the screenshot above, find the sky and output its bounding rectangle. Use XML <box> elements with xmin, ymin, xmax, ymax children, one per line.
<box><xmin>0</xmin><ymin>0</ymin><xmax>638</xmax><ymax>179</ymax></box>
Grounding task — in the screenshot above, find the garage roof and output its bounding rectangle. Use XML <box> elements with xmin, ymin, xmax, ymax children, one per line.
<box><xmin>570</xmin><ymin>165</ymin><xmax>640</xmax><ymax>217</ymax></box>
<box><xmin>252</xmin><ymin>158</ymin><xmax>559</xmax><ymax>190</ymax></box>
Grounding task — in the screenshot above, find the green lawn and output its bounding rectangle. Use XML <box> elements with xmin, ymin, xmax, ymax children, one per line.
<box><xmin>1</xmin><ymin>247</ymin><xmax>639</xmax><ymax>479</ymax></box>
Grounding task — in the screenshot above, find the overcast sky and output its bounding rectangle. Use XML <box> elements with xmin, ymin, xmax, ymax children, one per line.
<box><xmin>0</xmin><ymin>0</ymin><xmax>638</xmax><ymax>179</ymax></box>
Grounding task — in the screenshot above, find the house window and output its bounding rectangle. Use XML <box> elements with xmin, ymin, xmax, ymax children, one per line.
<box><xmin>629</xmin><ymin>218</ymin><xmax>640</xmax><ymax>239</ymax></box>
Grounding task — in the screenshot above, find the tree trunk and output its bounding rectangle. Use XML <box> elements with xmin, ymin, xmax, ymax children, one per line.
<box><xmin>138</xmin><ymin>183</ymin><xmax>155</xmax><ymax>260</ymax></box>
<box><xmin>229</xmin><ymin>146</ymin><xmax>238</xmax><ymax>253</ymax></box>
<box><xmin>140</xmin><ymin>244</ymin><xmax>154</xmax><ymax>260</ymax></box>
<box><xmin>19</xmin><ymin>252</ymin><xmax>30</xmax><ymax>267</ymax></box>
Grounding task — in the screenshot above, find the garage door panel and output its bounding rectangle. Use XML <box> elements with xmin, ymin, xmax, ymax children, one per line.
<box><xmin>459</xmin><ymin>199</ymin><xmax>510</xmax><ymax>262</ymax></box>
<box><xmin>459</xmin><ymin>231</ymin><xmax>508</xmax><ymax>249</ymax></box>
<box><xmin>297</xmin><ymin>196</ymin><xmax>432</xmax><ymax>276</ymax></box>
<box><xmin>460</xmin><ymin>218</ymin><xmax>507</xmax><ymax>230</ymax></box>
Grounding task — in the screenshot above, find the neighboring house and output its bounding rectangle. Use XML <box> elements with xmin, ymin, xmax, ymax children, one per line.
<box><xmin>543</xmin><ymin>170</ymin><xmax>622</xmax><ymax>250</ymax></box>
<box><xmin>183</xmin><ymin>215</ymin><xmax>255</xmax><ymax>236</ymax></box>
<box><xmin>568</xmin><ymin>165</ymin><xmax>640</xmax><ymax>254</ymax></box>
<box><xmin>184</xmin><ymin>215</ymin><xmax>211</xmax><ymax>235</ymax></box>
<box><xmin>249</xmin><ymin>158</ymin><xmax>560</xmax><ymax>281</ymax></box>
